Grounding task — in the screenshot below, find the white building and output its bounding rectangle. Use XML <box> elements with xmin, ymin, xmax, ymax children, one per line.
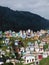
<box><xmin>14</xmin><ymin>40</ymin><xmax>19</xmax><ymax>46</ymax></box>
<box><xmin>29</xmin><ymin>46</ymin><xmax>34</xmax><ymax>52</ymax></box>
<box><xmin>22</xmin><ymin>55</ymin><xmax>35</xmax><ymax>64</ymax></box>
<box><xmin>43</xmin><ymin>52</ymin><xmax>48</xmax><ymax>58</ymax></box>
<box><xmin>25</xmin><ymin>47</ymin><xmax>31</xmax><ymax>54</ymax></box>
<box><xmin>12</xmin><ymin>31</ymin><xmax>16</xmax><ymax>37</ymax></box>
<box><xmin>6</xmin><ymin>59</ymin><xmax>10</xmax><ymax>63</ymax></box>
<box><xmin>19</xmin><ymin>30</ymin><xmax>23</xmax><ymax>37</ymax></box>
<box><xmin>5</xmin><ymin>38</ymin><xmax>9</xmax><ymax>45</ymax></box>
<box><xmin>35</xmin><ymin>47</ymin><xmax>39</xmax><ymax>53</ymax></box>
<box><xmin>28</xmin><ymin>29</ymin><xmax>31</xmax><ymax>33</ymax></box>
<box><xmin>20</xmin><ymin>47</ymin><xmax>25</xmax><ymax>52</ymax></box>
<box><xmin>39</xmin><ymin>43</ymin><xmax>44</xmax><ymax>53</ymax></box>
<box><xmin>0</xmin><ymin>61</ymin><xmax>4</xmax><ymax>65</ymax></box>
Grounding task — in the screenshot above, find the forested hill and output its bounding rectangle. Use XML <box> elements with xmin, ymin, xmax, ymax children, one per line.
<box><xmin>0</xmin><ymin>6</ymin><xmax>49</xmax><ymax>31</ymax></box>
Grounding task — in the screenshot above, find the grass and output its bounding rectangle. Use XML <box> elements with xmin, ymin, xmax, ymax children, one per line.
<box><xmin>39</xmin><ymin>56</ymin><xmax>49</xmax><ymax>65</ymax></box>
<box><xmin>43</xmin><ymin>44</ymin><xmax>48</xmax><ymax>51</ymax></box>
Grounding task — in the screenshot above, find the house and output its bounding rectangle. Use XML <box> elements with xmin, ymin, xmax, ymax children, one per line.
<box><xmin>35</xmin><ymin>47</ymin><xmax>39</xmax><ymax>53</ymax></box>
<box><xmin>6</xmin><ymin>49</ymin><xmax>10</xmax><ymax>53</ymax></box>
<box><xmin>21</xmin><ymin>34</ymin><xmax>26</xmax><ymax>39</ymax></box>
<box><xmin>6</xmin><ymin>59</ymin><xmax>10</xmax><ymax>63</ymax></box>
<box><xmin>26</xmin><ymin>34</ymin><xmax>31</xmax><ymax>38</ymax></box>
<box><xmin>29</xmin><ymin>46</ymin><xmax>34</xmax><ymax>52</ymax></box>
<box><xmin>28</xmin><ymin>42</ymin><xmax>34</xmax><ymax>47</ymax></box>
<box><xmin>20</xmin><ymin>47</ymin><xmax>25</xmax><ymax>56</ymax></box>
<box><xmin>38</xmin><ymin>54</ymin><xmax>43</xmax><ymax>60</ymax></box>
<box><xmin>40</xmin><ymin>30</ymin><xmax>47</xmax><ymax>34</ymax></box>
<box><xmin>17</xmin><ymin>30</ymin><xmax>25</xmax><ymax>38</ymax></box>
<box><xmin>22</xmin><ymin>55</ymin><xmax>35</xmax><ymax>64</ymax></box>
<box><xmin>34</xmin><ymin>41</ymin><xmax>39</xmax><ymax>53</ymax></box>
<box><xmin>20</xmin><ymin>47</ymin><xmax>25</xmax><ymax>52</ymax></box>
<box><xmin>43</xmin><ymin>52</ymin><xmax>48</xmax><ymax>58</ymax></box>
<box><xmin>5</xmin><ymin>38</ymin><xmax>10</xmax><ymax>45</ymax></box>
<box><xmin>6</xmin><ymin>30</ymin><xmax>12</xmax><ymax>37</ymax></box>
<box><xmin>27</xmin><ymin>42</ymin><xmax>34</xmax><ymax>52</ymax></box>
<box><xmin>34</xmin><ymin>41</ymin><xmax>39</xmax><ymax>48</ymax></box>
<box><xmin>12</xmin><ymin>31</ymin><xmax>16</xmax><ymax>37</ymax></box>
<box><xmin>39</xmin><ymin>43</ymin><xmax>44</xmax><ymax>53</ymax></box>
<box><xmin>27</xmin><ymin>29</ymin><xmax>31</xmax><ymax>33</ymax></box>
<box><xmin>4</xmin><ymin>31</ymin><xmax>11</xmax><ymax>37</ymax></box>
<box><xmin>33</xmin><ymin>36</ymin><xmax>39</xmax><ymax>40</ymax></box>
<box><xmin>16</xmin><ymin>33</ymin><xmax>18</xmax><ymax>37</ymax></box>
<box><xmin>17</xmin><ymin>30</ymin><xmax>22</xmax><ymax>37</ymax></box>
<box><xmin>26</xmin><ymin>29</ymin><xmax>31</xmax><ymax>38</ymax></box>
<box><xmin>34</xmin><ymin>59</ymin><xmax>39</xmax><ymax>65</ymax></box>
<box><xmin>41</xmin><ymin>41</ymin><xmax>46</xmax><ymax>45</ymax></box>
<box><xmin>21</xmin><ymin>30</ymin><xmax>26</xmax><ymax>39</ymax></box>
<box><xmin>14</xmin><ymin>40</ymin><xmax>19</xmax><ymax>46</ymax></box>
<box><xmin>25</xmin><ymin>47</ymin><xmax>30</xmax><ymax>54</ymax></box>
<box><xmin>1</xmin><ymin>51</ymin><xmax>5</xmax><ymax>55</ymax></box>
<box><xmin>6</xmin><ymin>59</ymin><xmax>18</xmax><ymax>65</ymax></box>
<box><xmin>31</xmin><ymin>30</ymin><xmax>34</xmax><ymax>37</ymax></box>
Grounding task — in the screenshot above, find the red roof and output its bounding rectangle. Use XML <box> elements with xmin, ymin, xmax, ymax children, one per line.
<box><xmin>38</xmin><ymin>55</ymin><xmax>42</xmax><ymax>60</ymax></box>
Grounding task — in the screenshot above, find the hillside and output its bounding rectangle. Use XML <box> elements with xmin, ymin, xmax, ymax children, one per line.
<box><xmin>0</xmin><ymin>6</ymin><xmax>49</xmax><ymax>31</ymax></box>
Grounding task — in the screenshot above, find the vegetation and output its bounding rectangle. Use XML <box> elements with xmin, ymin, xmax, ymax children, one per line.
<box><xmin>43</xmin><ymin>43</ymin><xmax>48</xmax><ymax>51</ymax></box>
<box><xmin>3</xmin><ymin>62</ymin><xmax>13</xmax><ymax>65</ymax></box>
<box><xmin>16</xmin><ymin>62</ymin><xmax>23</xmax><ymax>65</ymax></box>
<box><xmin>0</xmin><ymin>6</ymin><xmax>49</xmax><ymax>31</ymax></box>
<box><xmin>39</xmin><ymin>56</ymin><xmax>49</xmax><ymax>65</ymax></box>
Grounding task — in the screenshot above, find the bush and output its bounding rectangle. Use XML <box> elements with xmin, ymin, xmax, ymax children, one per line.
<box><xmin>3</xmin><ymin>62</ymin><xmax>13</xmax><ymax>65</ymax></box>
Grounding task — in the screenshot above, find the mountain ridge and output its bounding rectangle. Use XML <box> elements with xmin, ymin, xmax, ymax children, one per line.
<box><xmin>0</xmin><ymin>6</ymin><xmax>49</xmax><ymax>32</ymax></box>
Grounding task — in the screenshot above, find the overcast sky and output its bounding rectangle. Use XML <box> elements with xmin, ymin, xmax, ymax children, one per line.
<box><xmin>0</xmin><ymin>0</ymin><xmax>49</xmax><ymax>19</ymax></box>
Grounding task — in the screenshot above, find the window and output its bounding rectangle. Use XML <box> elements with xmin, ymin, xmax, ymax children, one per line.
<box><xmin>36</xmin><ymin>62</ymin><xmax>38</xmax><ymax>65</ymax></box>
<box><xmin>41</xmin><ymin>48</ymin><xmax>42</xmax><ymax>50</ymax></box>
<box><xmin>27</xmin><ymin>60</ymin><xmax>29</xmax><ymax>63</ymax></box>
<box><xmin>32</xmin><ymin>59</ymin><xmax>34</xmax><ymax>62</ymax></box>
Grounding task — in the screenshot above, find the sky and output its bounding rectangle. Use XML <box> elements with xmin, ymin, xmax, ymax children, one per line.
<box><xmin>0</xmin><ymin>0</ymin><xmax>49</xmax><ymax>19</ymax></box>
